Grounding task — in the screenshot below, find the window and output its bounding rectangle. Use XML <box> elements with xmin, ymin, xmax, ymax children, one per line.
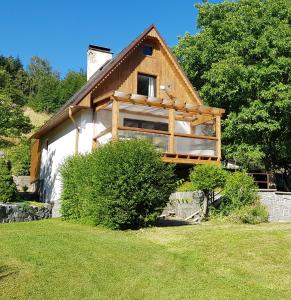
<box><xmin>124</xmin><ymin>118</ymin><xmax>168</xmax><ymax>132</ymax></box>
<box><xmin>143</xmin><ymin>45</ymin><xmax>153</xmax><ymax>56</ymax></box>
<box><xmin>137</xmin><ymin>74</ymin><xmax>156</xmax><ymax>97</ymax></box>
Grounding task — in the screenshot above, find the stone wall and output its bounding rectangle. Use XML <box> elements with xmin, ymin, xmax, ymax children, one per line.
<box><xmin>258</xmin><ymin>190</ymin><xmax>291</xmax><ymax>222</ymax></box>
<box><xmin>162</xmin><ymin>192</ymin><xmax>201</xmax><ymax>219</ymax></box>
<box><xmin>13</xmin><ymin>176</ymin><xmax>36</xmax><ymax>193</ymax></box>
<box><xmin>0</xmin><ymin>203</ymin><xmax>52</xmax><ymax>223</ymax></box>
<box><xmin>165</xmin><ymin>190</ymin><xmax>291</xmax><ymax>222</ymax></box>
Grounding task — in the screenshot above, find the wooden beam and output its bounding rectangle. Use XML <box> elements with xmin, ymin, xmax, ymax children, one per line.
<box><xmin>95</xmin><ymin>100</ymin><xmax>112</xmax><ymax>112</ymax></box>
<box><xmin>93</xmin><ymin>127</ymin><xmax>112</xmax><ymax>140</ymax></box>
<box><xmin>118</xmin><ymin>126</ymin><xmax>170</xmax><ymax>136</ymax></box>
<box><xmin>162</xmin><ymin>156</ymin><xmax>220</xmax><ymax>165</ymax></box>
<box><xmin>215</xmin><ymin>115</ymin><xmax>221</xmax><ymax>160</ymax></box>
<box><xmin>93</xmin><ymin>91</ymin><xmax>114</xmax><ymax>104</ymax></box>
<box><xmin>112</xmin><ymin>99</ymin><xmax>119</xmax><ymax>140</ymax></box>
<box><xmin>118</xmin><ymin>108</ymin><xmax>168</xmax><ymax>120</ymax></box>
<box><xmin>191</xmin><ymin>115</ymin><xmax>215</xmax><ymax>127</ymax></box>
<box><xmin>113</xmin><ymin>91</ymin><xmax>224</xmax><ymax>116</ymax></box>
<box><xmin>30</xmin><ymin>139</ymin><xmax>41</xmax><ymax>183</ymax></box>
<box><xmin>174</xmin><ymin>132</ymin><xmax>218</xmax><ymax>141</ymax></box>
<box><xmin>168</xmin><ymin>109</ymin><xmax>175</xmax><ymax>153</ymax></box>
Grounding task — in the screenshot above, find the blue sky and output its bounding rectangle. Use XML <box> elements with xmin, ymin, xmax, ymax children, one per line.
<box><xmin>0</xmin><ymin>0</ymin><xmax>221</xmax><ymax>77</ymax></box>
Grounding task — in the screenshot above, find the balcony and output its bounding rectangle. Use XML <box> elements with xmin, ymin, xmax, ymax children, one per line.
<box><xmin>93</xmin><ymin>91</ymin><xmax>224</xmax><ymax>165</ymax></box>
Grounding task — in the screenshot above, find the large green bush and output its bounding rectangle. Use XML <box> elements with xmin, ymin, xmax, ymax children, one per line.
<box><xmin>0</xmin><ymin>158</ymin><xmax>17</xmax><ymax>203</ymax></box>
<box><xmin>222</xmin><ymin>171</ymin><xmax>258</xmax><ymax>215</ymax></box>
<box><xmin>60</xmin><ymin>139</ymin><xmax>176</xmax><ymax>229</ymax></box>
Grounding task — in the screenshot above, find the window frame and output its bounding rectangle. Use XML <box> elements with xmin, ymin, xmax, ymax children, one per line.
<box><xmin>137</xmin><ymin>73</ymin><xmax>157</xmax><ymax>97</ymax></box>
<box><xmin>123</xmin><ymin>118</ymin><xmax>168</xmax><ymax>132</ymax></box>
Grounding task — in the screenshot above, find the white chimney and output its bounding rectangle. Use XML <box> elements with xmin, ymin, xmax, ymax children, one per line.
<box><xmin>87</xmin><ymin>45</ymin><xmax>112</xmax><ymax>80</ymax></box>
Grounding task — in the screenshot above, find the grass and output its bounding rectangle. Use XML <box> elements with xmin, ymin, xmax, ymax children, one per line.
<box><xmin>23</xmin><ymin>106</ymin><xmax>51</xmax><ymax>130</ymax></box>
<box><xmin>1</xmin><ymin>220</ymin><xmax>291</xmax><ymax>299</ymax></box>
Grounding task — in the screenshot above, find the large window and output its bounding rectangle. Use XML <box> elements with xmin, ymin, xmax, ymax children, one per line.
<box><xmin>124</xmin><ymin>118</ymin><xmax>168</xmax><ymax>131</ymax></box>
<box><xmin>137</xmin><ymin>74</ymin><xmax>156</xmax><ymax>97</ymax></box>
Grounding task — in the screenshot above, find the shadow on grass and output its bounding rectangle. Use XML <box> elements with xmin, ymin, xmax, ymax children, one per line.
<box><xmin>157</xmin><ymin>218</ymin><xmax>194</xmax><ymax>227</ymax></box>
<box><xmin>0</xmin><ymin>265</ymin><xmax>18</xmax><ymax>281</ymax></box>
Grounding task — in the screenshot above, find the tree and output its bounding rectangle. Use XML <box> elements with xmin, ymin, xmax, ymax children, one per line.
<box><xmin>190</xmin><ymin>165</ymin><xmax>227</xmax><ymax>220</ymax></box>
<box><xmin>0</xmin><ymin>158</ymin><xmax>17</xmax><ymax>203</ymax></box>
<box><xmin>0</xmin><ymin>55</ymin><xmax>30</xmax><ymax>105</ymax></box>
<box><xmin>174</xmin><ymin>0</ymin><xmax>290</xmax><ymax>174</ymax></box>
<box><xmin>0</xmin><ymin>91</ymin><xmax>31</xmax><ymax>147</ymax></box>
<box><xmin>27</xmin><ymin>56</ymin><xmax>61</xmax><ymax>113</ymax></box>
<box><xmin>27</xmin><ymin>56</ymin><xmax>86</xmax><ymax>113</ymax></box>
<box><xmin>57</xmin><ymin>70</ymin><xmax>86</xmax><ymax>103</ymax></box>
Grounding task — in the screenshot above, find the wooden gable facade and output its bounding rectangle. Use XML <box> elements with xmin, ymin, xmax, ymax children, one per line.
<box><xmin>30</xmin><ymin>25</ymin><xmax>225</xmax><ymax>182</ymax></box>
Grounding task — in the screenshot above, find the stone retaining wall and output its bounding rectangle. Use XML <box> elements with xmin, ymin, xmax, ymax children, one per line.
<box><xmin>162</xmin><ymin>192</ymin><xmax>201</xmax><ymax>219</ymax></box>
<box><xmin>165</xmin><ymin>190</ymin><xmax>291</xmax><ymax>222</ymax></box>
<box><xmin>0</xmin><ymin>203</ymin><xmax>52</xmax><ymax>223</ymax></box>
<box><xmin>258</xmin><ymin>190</ymin><xmax>291</xmax><ymax>222</ymax></box>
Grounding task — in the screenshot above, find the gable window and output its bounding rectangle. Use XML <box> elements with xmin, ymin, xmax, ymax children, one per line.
<box><xmin>124</xmin><ymin>118</ymin><xmax>168</xmax><ymax>132</ymax></box>
<box><xmin>143</xmin><ymin>45</ymin><xmax>153</xmax><ymax>56</ymax></box>
<box><xmin>137</xmin><ymin>74</ymin><xmax>156</xmax><ymax>97</ymax></box>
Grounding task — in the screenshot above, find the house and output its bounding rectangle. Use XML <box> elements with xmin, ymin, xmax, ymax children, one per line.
<box><xmin>30</xmin><ymin>25</ymin><xmax>225</xmax><ymax>217</ymax></box>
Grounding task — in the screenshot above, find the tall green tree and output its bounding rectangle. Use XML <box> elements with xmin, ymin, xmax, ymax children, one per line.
<box><xmin>27</xmin><ymin>56</ymin><xmax>86</xmax><ymax>113</ymax></box>
<box><xmin>27</xmin><ymin>56</ymin><xmax>60</xmax><ymax>113</ymax></box>
<box><xmin>174</xmin><ymin>0</ymin><xmax>291</xmax><ymax>173</ymax></box>
<box><xmin>0</xmin><ymin>91</ymin><xmax>31</xmax><ymax>147</ymax></box>
<box><xmin>0</xmin><ymin>55</ymin><xmax>30</xmax><ymax>105</ymax></box>
<box><xmin>57</xmin><ymin>70</ymin><xmax>86</xmax><ymax>103</ymax></box>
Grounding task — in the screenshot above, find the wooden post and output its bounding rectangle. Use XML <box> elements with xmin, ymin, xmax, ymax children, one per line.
<box><xmin>215</xmin><ymin>116</ymin><xmax>221</xmax><ymax>160</ymax></box>
<box><xmin>168</xmin><ymin>108</ymin><xmax>175</xmax><ymax>153</ymax></box>
<box><xmin>112</xmin><ymin>99</ymin><xmax>119</xmax><ymax>140</ymax></box>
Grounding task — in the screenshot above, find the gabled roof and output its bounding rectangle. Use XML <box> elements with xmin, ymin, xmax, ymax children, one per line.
<box><xmin>32</xmin><ymin>24</ymin><xmax>203</xmax><ymax>139</ymax></box>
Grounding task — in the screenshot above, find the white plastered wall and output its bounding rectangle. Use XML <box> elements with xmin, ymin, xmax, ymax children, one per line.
<box><xmin>39</xmin><ymin>109</ymin><xmax>93</xmax><ymax>217</ymax></box>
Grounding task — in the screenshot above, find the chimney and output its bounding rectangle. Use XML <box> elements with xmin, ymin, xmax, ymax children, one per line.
<box><xmin>87</xmin><ymin>45</ymin><xmax>112</xmax><ymax>80</ymax></box>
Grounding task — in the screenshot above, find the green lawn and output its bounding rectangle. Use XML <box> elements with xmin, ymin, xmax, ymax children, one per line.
<box><xmin>1</xmin><ymin>220</ymin><xmax>291</xmax><ymax>299</ymax></box>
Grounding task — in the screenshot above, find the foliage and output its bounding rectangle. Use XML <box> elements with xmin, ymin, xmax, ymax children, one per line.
<box><xmin>224</xmin><ymin>143</ymin><xmax>265</xmax><ymax>170</ymax></box>
<box><xmin>61</xmin><ymin>139</ymin><xmax>176</xmax><ymax>229</ymax></box>
<box><xmin>0</xmin><ymin>91</ymin><xmax>32</xmax><ymax>146</ymax></box>
<box><xmin>176</xmin><ymin>181</ymin><xmax>195</xmax><ymax>192</ymax></box>
<box><xmin>173</xmin><ymin>0</ymin><xmax>291</xmax><ymax>172</ymax></box>
<box><xmin>27</xmin><ymin>56</ymin><xmax>86</xmax><ymax>113</ymax></box>
<box><xmin>220</xmin><ymin>171</ymin><xmax>258</xmax><ymax>215</ymax></box>
<box><xmin>190</xmin><ymin>164</ymin><xmax>228</xmax><ymax>219</ymax></box>
<box><xmin>0</xmin><ymin>158</ymin><xmax>17</xmax><ymax>203</ymax></box>
<box><xmin>5</xmin><ymin>139</ymin><xmax>31</xmax><ymax>176</ymax></box>
<box><xmin>228</xmin><ymin>201</ymin><xmax>269</xmax><ymax>224</ymax></box>
<box><xmin>0</xmin><ymin>55</ymin><xmax>30</xmax><ymax>105</ymax></box>
<box><xmin>28</xmin><ymin>73</ymin><xmax>61</xmax><ymax>113</ymax></box>
<box><xmin>57</xmin><ymin>70</ymin><xmax>86</xmax><ymax>103</ymax></box>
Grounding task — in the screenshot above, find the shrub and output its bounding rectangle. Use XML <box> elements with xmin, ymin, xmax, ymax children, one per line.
<box><xmin>0</xmin><ymin>158</ymin><xmax>17</xmax><ymax>203</ymax></box>
<box><xmin>190</xmin><ymin>164</ymin><xmax>228</xmax><ymax>219</ymax></box>
<box><xmin>61</xmin><ymin>139</ymin><xmax>176</xmax><ymax>229</ymax></box>
<box><xmin>5</xmin><ymin>139</ymin><xmax>31</xmax><ymax>176</ymax></box>
<box><xmin>222</xmin><ymin>171</ymin><xmax>258</xmax><ymax>215</ymax></box>
<box><xmin>176</xmin><ymin>181</ymin><xmax>195</xmax><ymax>192</ymax></box>
<box><xmin>228</xmin><ymin>201</ymin><xmax>269</xmax><ymax>224</ymax></box>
